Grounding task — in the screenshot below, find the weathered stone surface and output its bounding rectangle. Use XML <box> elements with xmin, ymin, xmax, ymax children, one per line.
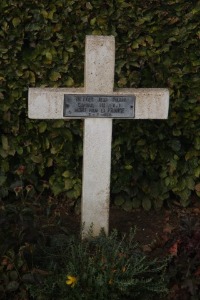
<box><xmin>28</xmin><ymin>88</ymin><xmax>169</xmax><ymax>120</ymax></box>
<box><xmin>82</xmin><ymin>36</ymin><xmax>114</xmax><ymax>236</ymax></box>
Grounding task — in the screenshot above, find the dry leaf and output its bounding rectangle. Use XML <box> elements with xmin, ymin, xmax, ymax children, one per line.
<box><xmin>32</xmin><ymin>268</ymin><xmax>52</xmax><ymax>276</ymax></box>
<box><xmin>142</xmin><ymin>245</ymin><xmax>152</xmax><ymax>252</ymax></box>
<box><xmin>163</xmin><ymin>223</ymin><xmax>174</xmax><ymax>234</ymax></box>
<box><xmin>169</xmin><ymin>241</ymin><xmax>179</xmax><ymax>256</ymax></box>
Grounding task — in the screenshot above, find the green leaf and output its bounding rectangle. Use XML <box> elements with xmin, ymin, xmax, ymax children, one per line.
<box><xmin>178</xmin><ymin>189</ymin><xmax>191</xmax><ymax>205</ymax></box>
<box><xmin>41</xmin><ymin>10</ymin><xmax>48</xmax><ymax>19</ymax></box>
<box><xmin>16</xmin><ymin>147</ymin><xmax>23</xmax><ymax>155</ymax></box>
<box><xmin>132</xmin><ymin>197</ymin><xmax>141</xmax><ymax>209</ymax></box>
<box><xmin>66</xmin><ymin>188</ymin><xmax>80</xmax><ymax>199</ymax></box>
<box><xmin>65</xmin><ymin>76</ymin><xmax>74</xmax><ymax>87</ymax></box>
<box><xmin>38</xmin><ymin>121</ymin><xmax>47</xmax><ymax>133</ymax></box>
<box><xmin>114</xmin><ymin>195</ymin><xmax>125</xmax><ymax>206</ymax></box>
<box><xmin>137</xmin><ymin>139</ymin><xmax>146</xmax><ymax>146</ymax></box>
<box><xmin>49</xmin><ymin>71</ymin><xmax>61</xmax><ymax>81</ymax></box>
<box><xmin>62</xmin><ymin>170</ymin><xmax>71</xmax><ymax>178</ymax></box>
<box><xmin>12</xmin><ymin>17</ymin><xmax>21</xmax><ymax>27</ymax></box>
<box><xmin>51</xmin><ymin>183</ymin><xmax>64</xmax><ymax>196</ymax></box>
<box><xmin>0</xmin><ymin>149</ymin><xmax>8</xmax><ymax>158</ymax></box>
<box><xmin>47</xmin><ymin>9</ymin><xmax>56</xmax><ymax>20</ymax></box>
<box><xmin>194</xmin><ymin>137</ymin><xmax>200</xmax><ymax>150</ymax></box>
<box><xmin>165</xmin><ymin>177</ymin><xmax>170</xmax><ymax>186</ymax></box>
<box><xmin>131</xmin><ymin>41</ymin><xmax>139</xmax><ymax>49</ymax></box>
<box><xmin>117</xmin><ymin>77</ymin><xmax>127</xmax><ymax>87</ymax></box>
<box><xmin>122</xmin><ymin>199</ymin><xmax>132</xmax><ymax>211</ymax></box>
<box><xmin>66</xmin><ymin>47</ymin><xmax>74</xmax><ymax>53</ymax></box>
<box><xmin>6</xmin><ymin>281</ymin><xmax>19</xmax><ymax>292</ymax></box>
<box><xmin>29</xmin><ymin>71</ymin><xmax>35</xmax><ymax>84</ymax></box>
<box><xmin>50</xmin><ymin>147</ymin><xmax>59</xmax><ymax>154</ymax></box>
<box><xmin>153</xmin><ymin>198</ymin><xmax>164</xmax><ymax>210</ymax></box>
<box><xmin>64</xmin><ymin>178</ymin><xmax>74</xmax><ymax>190</ymax></box>
<box><xmin>74</xmin><ymin>199</ymin><xmax>81</xmax><ymax>215</ymax></box>
<box><xmin>52</xmin><ymin>120</ymin><xmax>64</xmax><ymax>128</ymax></box>
<box><xmin>9</xmin><ymin>271</ymin><xmax>18</xmax><ymax>281</ymax></box>
<box><xmin>45</xmin><ymin>51</ymin><xmax>52</xmax><ymax>61</ymax></box>
<box><xmin>194</xmin><ymin>166</ymin><xmax>200</xmax><ymax>178</ymax></box>
<box><xmin>31</xmin><ymin>155</ymin><xmax>43</xmax><ymax>163</ymax></box>
<box><xmin>63</xmin><ymin>52</ymin><xmax>69</xmax><ymax>63</ymax></box>
<box><xmin>170</xmin><ymin>140</ymin><xmax>181</xmax><ymax>152</ymax></box>
<box><xmin>86</xmin><ymin>2</ymin><xmax>93</xmax><ymax>9</ymax></box>
<box><xmin>185</xmin><ymin>177</ymin><xmax>195</xmax><ymax>190</ymax></box>
<box><xmin>2</xmin><ymin>135</ymin><xmax>9</xmax><ymax>150</ymax></box>
<box><xmin>142</xmin><ymin>198</ymin><xmax>151</xmax><ymax>211</ymax></box>
<box><xmin>125</xmin><ymin>164</ymin><xmax>133</xmax><ymax>170</ymax></box>
<box><xmin>47</xmin><ymin>158</ymin><xmax>53</xmax><ymax>167</ymax></box>
<box><xmin>0</xmin><ymin>175</ymin><xmax>6</xmax><ymax>186</ymax></box>
<box><xmin>90</xmin><ymin>17</ymin><xmax>96</xmax><ymax>25</ymax></box>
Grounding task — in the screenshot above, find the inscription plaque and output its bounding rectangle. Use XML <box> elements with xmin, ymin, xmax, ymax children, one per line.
<box><xmin>63</xmin><ymin>94</ymin><xmax>135</xmax><ymax>118</ymax></box>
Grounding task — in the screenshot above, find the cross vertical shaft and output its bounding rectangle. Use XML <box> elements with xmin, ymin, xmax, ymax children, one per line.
<box><xmin>28</xmin><ymin>35</ymin><xmax>169</xmax><ymax>238</ymax></box>
<box><xmin>81</xmin><ymin>36</ymin><xmax>115</xmax><ymax>236</ymax></box>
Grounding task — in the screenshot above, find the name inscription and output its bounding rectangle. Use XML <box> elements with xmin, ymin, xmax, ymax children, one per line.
<box><xmin>63</xmin><ymin>94</ymin><xmax>135</xmax><ymax>118</ymax></box>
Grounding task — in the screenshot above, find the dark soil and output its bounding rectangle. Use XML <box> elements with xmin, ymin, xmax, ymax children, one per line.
<box><xmin>53</xmin><ymin>194</ymin><xmax>200</xmax><ymax>250</ymax></box>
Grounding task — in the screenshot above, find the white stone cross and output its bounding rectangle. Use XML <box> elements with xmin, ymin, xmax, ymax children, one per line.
<box><xmin>28</xmin><ymin>35</ymin><xmax>169</xmax><ymax>236</ymax></box>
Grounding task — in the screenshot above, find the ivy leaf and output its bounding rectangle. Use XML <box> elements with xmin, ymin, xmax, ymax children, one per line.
<box><xmin>62</xmin><ymin>171</ymin><xmax>71</xmax><ymax>178</ymax></box>
<box><xmin>49</xmin><ymin>71</ymin><xmax>61</xmax><ymax>81</ymax></box>
<box><xmin>47</xmin><ymin>158</ymin><xmax>53</xmax><ymax>167</ymax></box>
<box><xmin>66</xmin><ymin>188</ymin><xmax>80</xmax><ymax>199</ymax></box>
<box><xmin>65</xmin><ymin>77</ymin><xmax>74</xmax><ymax>87</ymax></box>
<box><xmin>122</xmin><ymin>199</ymin><xmax>132</xmax><ymax>211</ymax></box>
<box><xmin>114</xmin><ymin>194</ymin><xmax>125</xmax><ymax>206</ymax></box>
<box><xmin>9</xmin><ymin>271</ymin><xmax>19</xmax><ymax>281</ymax></box>
<box><xmin>31</xmin><ymin>155</ymin><xmax>43</xmax><ymax>163</ymax></box>
<box><xmin>6</xmin><ymin>281</ymin><xmax>19</xmax><ymax>292</ymax></box>
<box><xmin>142</xmin><ymin>198</ymin><xmax>151</xmax><ymax>211</ymax></box>
<box><xmin>12</xmin><ymin>17</ymin><xmax>21</xmax><ymax>27</ymax></box>
<box><xmin>45</xmin><ymin>51</ymin><xmax>52</xmax><ymax>61</ymax></box>
<box><xmin>90</xmin><ymin>17</ymin><xmax>96</xmax><ymax>26</ymax></box>
<box><xmin>38</xmin><ymin>122</ymin><xmax>47</xmax><ymax>133</ymax></box>
<box><xmin>0</xmin><ymin>175</ymin><xmax>6</xmax><ymax>186</ymax></box>
<box><xmin>194</xmin><ymin>166</ymin><xmax>200</xmax><ymax>178</ymax></box>
<box><xmin>64</xmin><ymin>178</ymin><xmax>74</xmax><ymax>190</ymax></box>
<box><xmin>125</xmin><ymin>164</ymin><xmax>133</xmax><ymax>170</ymax></box>
<box><xmin>52</xmin><ymin>120</ymin><xmax>64</xmax><ymax>128</ymax></box>
<box><xmin>194</xmin><ymin>137</ymin><xmax>200</xmax><ymax>150</ymax></box>
<box><xmin>169</xmin><ymin>140</ymin><xmax>181</xmax><ymax>152</ymax></box>
<box><xmin>132</xmin><ymin>197</ymin><xmax>141</xmax><ymax>209</ymax></box>
<box><xmin>2</xmin><ymin>135</ymin><xmax>9</xmax><ymax>151</ymax></box>
<box><xmin>137</xmin><ymin>139</ymin><xmax>146</xmax><ymax>146</ymax></box>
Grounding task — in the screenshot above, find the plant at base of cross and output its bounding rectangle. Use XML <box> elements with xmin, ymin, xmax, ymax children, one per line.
<box><xmin>167</xmin><ymin>217</ymin><xmax>200</xmax><ymax>299</ymax></box>
<box><xmin>0</xmin><ymin>246</ymin><xmax>31</xmax><ymax>299</ymax></box>
<box><xmin>27</xmin><ymin>228</ymin><xmax>168</xmax><ymax>300</ymax></box>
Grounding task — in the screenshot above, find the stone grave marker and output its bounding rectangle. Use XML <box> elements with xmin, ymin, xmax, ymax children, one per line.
<box><xmin>28</xmin><ymin>35</ymin><xmax>169</xmax><ymax>236</ymax></box>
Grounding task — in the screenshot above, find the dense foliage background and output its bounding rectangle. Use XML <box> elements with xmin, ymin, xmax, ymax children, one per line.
<box><xmin>0</xmin><ymin>0</ymin><xmax>200</xmax><ymax>209</ymax></box>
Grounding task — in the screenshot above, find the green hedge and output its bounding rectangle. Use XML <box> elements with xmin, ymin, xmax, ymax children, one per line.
<box><xmin>0</xmin><ymin>0</ymin><xmax>200</xmax><ymax>209</ymax></box>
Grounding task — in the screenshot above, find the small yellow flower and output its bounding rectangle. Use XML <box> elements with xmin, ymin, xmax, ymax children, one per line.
<box><xmin>66</xmin><ymin>275</ymin><xmax>77</xmax><ymax>288</ymax></box>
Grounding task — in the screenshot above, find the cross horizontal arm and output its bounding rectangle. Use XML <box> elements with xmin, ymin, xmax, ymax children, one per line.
<box><xmin>28</xmin><ymin>88</ymin><xmax>169</xmax><ymax>119</ymax></box>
